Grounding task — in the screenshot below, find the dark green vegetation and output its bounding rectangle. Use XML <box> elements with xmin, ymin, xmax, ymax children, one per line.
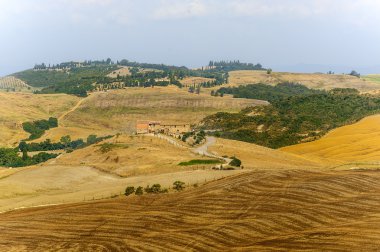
<box><xmin>203</xmin><ymin>84</ymin><xmax>380</xmax><ymax>148</ymax></box>
<box><xmin>144</xmin><ymin>184</ymin><xmax>168</xmax><ymax>194</ymax></box>
<box><xmin>13</xmin><ymin>59</ymin><xmax>265</xmax><ymax>96</ymax></box>
<box><xmin>178</xmin><ymin>159</ymin><xmax>222</xmax><ymax>166</ymax></box>
<box><xmin>173</xmin><ymin>181</ymin><xmax>186</xmax><ymax>191</ymax></box>
<box><xmin>22</xmin><ymin>117</ymin><xmax>58</xmax><ymax>140</ymax></box>
<box><xmin>0</xmin><ymin>148</ymin><xmax>58</xmax><ymax>168</ymax></box>
<box><xmin>214</xmin><ymin>82</ymin><xmax>323</xmax><ymax>102</ymax></box>
<box><xmin>208</xmin><ymin>60</ymin><xmax>265</xmax><ymax>71</ymax></box>
<box><xmin>181</xmin><ymin>130</ymin><xmax>206</xmax><ymax>145</ymax></box>
<box><xmin>19</xmin><ymin>135</ymin><xmax>113</xmax><ymax>152</ymax></box>
<box><xmin>16</xmin><ymin>65</ymin><xmax>118</xmax><ymax>97</ymax></box>
<box><xmin>229</xmin><ymin>157</ymin><xmax>242</xmax><ymax>167</ymax></box>
<box><xmin>4</xmin><ymin>134</ymin><xmax>113</xmax><ymax>168</ymax></box>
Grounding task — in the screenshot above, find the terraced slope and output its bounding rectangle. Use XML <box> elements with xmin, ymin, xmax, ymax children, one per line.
<box><xmin>0</xmin><ymin>76</ymin><xmax>31</xmax><ymax>91</ymax></box>
<box><xmin>228</xmin><ymin>70</ymin><xmax>380</xmax><ymax>91</ymax></box>
<box><xmin>1</xmin><ymin>169</ymin><xmax>380</xmax><ymax>251</ymax></box>
<box><xmin>281</xmin><ymin>114</ymin><xmax>380</xmax><ymax>166</ymax></box>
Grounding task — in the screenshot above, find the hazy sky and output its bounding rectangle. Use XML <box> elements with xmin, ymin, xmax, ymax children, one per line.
<box><xmin>1</xmin><ymin>0</ymin><xmax>380</xmax><ymax>76</ymax></box>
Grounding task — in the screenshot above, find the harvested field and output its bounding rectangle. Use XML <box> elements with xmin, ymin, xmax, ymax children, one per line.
<box><xmin>281</xmin><ymin>114</ymin><xmax>380</xmax><ymax>165</ymax></box>
<box><xmin>1</xmin><ymin>169</ymin><xmax>380</xmax><ymax>251</ymax></box>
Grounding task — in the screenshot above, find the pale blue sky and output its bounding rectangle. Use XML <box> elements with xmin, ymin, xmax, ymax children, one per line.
<box><xmin>1</xmin><ymin>0</ymin><xmax>380</xmax><ymax>76</ymax></box>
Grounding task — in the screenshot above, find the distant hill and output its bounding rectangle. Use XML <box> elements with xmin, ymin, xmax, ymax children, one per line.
<box><xmin>228</xmin><ymin>70</ymin><xmax>380</xmax><ymax>91</ymax></box>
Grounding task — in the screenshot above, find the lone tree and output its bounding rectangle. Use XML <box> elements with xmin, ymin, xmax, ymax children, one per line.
<box><xmin>125</xmin><ymin>186</ymin><xmax>135</xmax><ymax>196</ymax></box>
<box><xmin>173</xmin><ymin>181</ymin><xmax>186</xmax><ymax>191</ymax></box>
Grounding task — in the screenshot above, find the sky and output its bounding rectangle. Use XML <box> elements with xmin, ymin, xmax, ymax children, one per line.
<box><xmin>1</xmin><ymin>0</ymin><xmax>380</xmax><ymax>76</ymax></box>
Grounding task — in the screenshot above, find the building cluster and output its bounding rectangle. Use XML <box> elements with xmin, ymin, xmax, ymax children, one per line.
<box><xmin>136</xmin><ymin>121</ymin><xmax>191</xmax><ymax>137</ymax></box>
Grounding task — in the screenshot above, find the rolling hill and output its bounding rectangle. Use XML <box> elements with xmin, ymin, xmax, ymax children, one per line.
<box><xmin>38</xmin><ymin>86</ymin><xmax>267</xmax><ymax>142</ymax></box>
<box><xmin>281</xmin><ymin>114</ymin><xmax>380</xmax><ymax>166</ymax></box>
<box><xmin>228</xmin><ymin>70</ymin><xmax>380</xmax><ymax>91</ymax></box>
<box><xmin>1</xmin><ymin>168</ymin><xmax>380</xmax><ymax>251</ymax></box>
<box><xmin>0</xmin><ymin>92</ymin><xmax>80</xmax><ymax>146</ymax></box>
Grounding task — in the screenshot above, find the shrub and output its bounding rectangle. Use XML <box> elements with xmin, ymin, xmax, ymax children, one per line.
<box><xmin>229</xmin><ymin>157</ymin><xmax>242</xmax><ymax>167</ymax></box>
<box><xmin>145</xmin><ymin>184</ymin><xmax>167</xmax><ymax>194</ymax></box>
<box><xmin>135</xmin><ymin>186</ymin><xmax>144</xmax><ymax>195</ymax></box>
<box><xmin>173</xmin><ymin>181</ymin><xmax>186</xmax><ymax>191</ymax></box>
<box><xmin>125</xmin><ymin>186</ymin><xmax>135</xmax><ymax>196</ymax></box>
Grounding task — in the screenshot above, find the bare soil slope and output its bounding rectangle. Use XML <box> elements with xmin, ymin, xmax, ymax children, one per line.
<box><xmin>281</xmin><ymin>114</ymin><xmax>380</xmax><ymax>166</ymax></box>
<box><xmin>229</xmin><ymin>70</ymin><xmax>380</xmax><ymax>91</ymax></box>
<box><xmin>1</xmin><ymin>169</ymin><xmax>380</xmax><ymax>251</ymax></box>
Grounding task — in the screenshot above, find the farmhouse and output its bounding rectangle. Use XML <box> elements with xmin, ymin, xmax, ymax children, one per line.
<box><xmin>136</xmin><ymin>121</ymin><xmax>191</xmax><ymax>136</ymax></box>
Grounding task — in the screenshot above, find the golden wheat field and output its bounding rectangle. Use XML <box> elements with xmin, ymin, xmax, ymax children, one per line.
<box><xmin>1</xmin><ymin>168</ymin><xmax>380</xmax><ymax>251</ymax></box>
<box><xmin>281</xmin><ymin>114</ymin><xmax>380</xmax><ymax>167</ymax></box>
<box><xmin>228</xmin><ymin>70</ymin><xmax>380</xmax><ymax>91</ymax></box>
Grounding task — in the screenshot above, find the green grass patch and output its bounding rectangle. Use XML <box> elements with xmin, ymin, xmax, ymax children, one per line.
<box><xmin>178</xmin><ymin>159</ymin><xmax>221</xmax><ymax>166</ymax></box>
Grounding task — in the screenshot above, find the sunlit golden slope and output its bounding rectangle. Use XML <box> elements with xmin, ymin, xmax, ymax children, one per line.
<box><xmin>281</xmin><ymin>114</ymin><xmax>380</xmax><ymax>165</ymax></box>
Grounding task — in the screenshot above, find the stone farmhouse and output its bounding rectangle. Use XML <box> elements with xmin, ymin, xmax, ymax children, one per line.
<box><xmin>136</xmin><ymin>121</ymin><xmax>191</xmax><ymax>136</ymax></box>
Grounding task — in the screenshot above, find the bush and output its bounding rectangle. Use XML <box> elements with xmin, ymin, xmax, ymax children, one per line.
<box><xmin>135</xmin><ymin>186</ymin><xmax>144</xmax><ymax>195</ymax></box>
<box><xmin>125</xmin><ymin>186</ymin><xmax>135</xmax><ymax>196</ymax></box>
<box><xmin>173</xmin><ymin>181</ymin><xmax>186</xmax><ymax>191</ymax></box>
<box><xmin>229</xmin><ymin>157</ymin><xmax>242</xmax><ymax>167</ymax></box>
<box><xmin>145</xmin><ymin>184</ymin><xmax>167</xmax><ymax>194</ymax></box>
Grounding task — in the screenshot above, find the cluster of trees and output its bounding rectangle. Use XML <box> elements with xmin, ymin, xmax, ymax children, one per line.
<box><xmin>181</xmin><ymin>130</ymin><xmax>206</xmax><ymax>145</ymax></box>
<box><xmin>215</xmin><ymin>82</ymin><xmax>323</xmax><ymax>103</ymax></box>
<box><xmin>19</xmin><ymin>59</ymin><xmax>265</xmax><ymax>96</ymax></box>
<box><xmin>22</xmin><ymin>117</ymin><xmax>58</xmax><ymax>140</ymax></box>
<box><xmin>34</xmin><ymin>59</ymin><xmax>114</xmax><ymax>71</ymax></box>
<box><xmin>202</xmin><ymin>85</ymin><xmax>380</xmax><ymax>148</ymax></box>
<box><xmin>0</xmin><ymin>148</ymin><xmax>58</xmax><ymax>167</ymax></box>
<box><xmin>349</xmin><ymin>70</ymin><xmax>361</xmax><ymax>78</ymax></box>
<box><xmin>124</xmin><ymin>181</ymin><xmax>186</xmax><ymax>196</ymax></box>
<box><xmin>18</xmin><ymin>134</ymin><xmax>113</xmax><ymax>153</ymax></box>
<box><xmin>208</xmin><ymin>60</ymin><xmax>265</xmax><ymax>71</ymax></box>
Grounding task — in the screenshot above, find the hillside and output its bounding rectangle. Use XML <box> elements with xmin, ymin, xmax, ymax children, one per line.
<box><xmin>1</xmin><ymin>168</ymin><xmax>380</xmax><ymax>251</ymax></box>
<box><xmin>202</xmin><ymin>87</ymin><xmax>380</xmax><ymax>148</ymax></box>
<box><xmin>0</xmin><ymin>92</ymin><xmax>80</xmax><ymax>146</ymax></box>
<box><xmin>44</xmin><ymin>86</ymin><xmax>267</xmax><ymax>141</ymax></box>
<box><xmin>281</xmin><ymin>114</ymin><xmax>380</xmax><ymax>166</ymax></box>
<box><xmin>0</xmin><ymin>76</ymin><xmax>32</xmax><ymax>92</ymax></box>
<box><xmin>209</xmin><ymin>138</ymin><xmax>323</xmax><ymax>168</ymax></box>
<box><xmin>54</xmin><ymin>134</ymin><xmax>214</xmax><ymax>177</ymax></box>
<box><xmin>228</xmin><ymin>70</ymin><xmax>380</xmax><ymax>91</ymax></box>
